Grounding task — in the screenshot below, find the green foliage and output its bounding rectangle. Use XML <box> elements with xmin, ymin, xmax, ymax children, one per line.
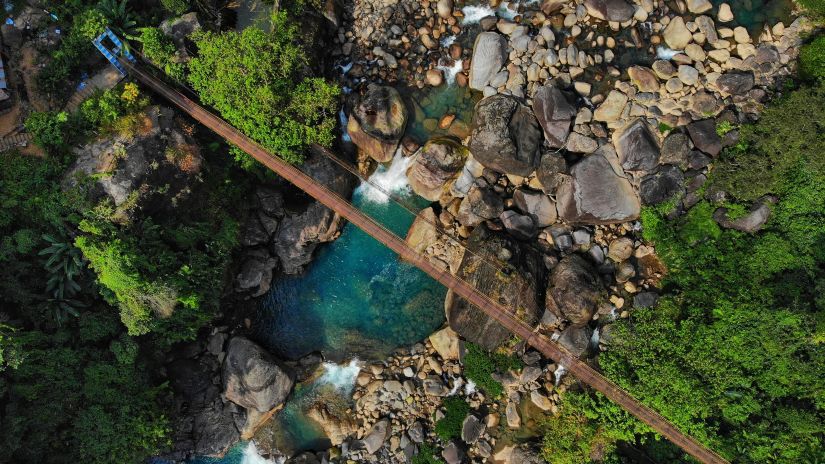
<box><xmin>97</xmin><ymin>0</ymin><xmax>138</xmax><ymax>40</ymax></box>
<box><xmin>412</xmin><ymin>444</ymin><xmax>445</xmax><ymax>464</ymax></box>
<box><xmin>796</xmin><ymin>0</ymin><xmax>825</xmax><ymax>19</ymax></box>
<box><xmin>710</xmin><ymin>83</ymin><xmax>825</xmax><ymax>202</ymax></box>
<box><xmin>160</xmin><ymin>0</ymin><xmax>190</xmax><ymax>15</ymax></box>
<box><xmin>800</xmin><ymin>35</ymin><xmax>825</xmax><ymax>81</ymax></box>
<box><xmin>0</xmin><ymin>324</ymin><xmax>24</xmax><ymax>372</ymax></box>
<box><xmin>24</xmin><ymin>111</ymin><xmax>72</xmax><ymax>153</ymax></box>
<box><xmin>39</xmin><ymin>234</ymin><xmax>88</xmax><ymax>325</ymax></box>
<box><xmin>715</xmin><ymin>120</ymin><xmax>735</xmax><ymax>136</ymax></box>
<box><xmin>589</xmin><ymin>83</ymin><xmax>825</xmax><ymax>463</ymax></box>
<box><xmin>540</xmin><ymin>395</ymin><xmax>618</xmax><ymax>464</ymax></box>
<box><xmin>75</xmin><ymin>8</ymin><xmax>110</xmax><ymax>40</ymax></box>
<box><xmin>139</xmin><ymin>27</ymin><xmax>185</xmax><ymax>81</ymax></box>
<box><xmin>434</xmin><ymin>397</ymin><xmax>471</xmax><ymax>440</ymax></box>
<box><xmin>80</xmin><ymin>82</ymin><xmax>149</xmax><ymax>131</ymax></box>
<box><xmin>463</xmin><ymin>342</ymin><xmax>524</xmax><ymax>398</ymax></box>
<box><xmin>187</xmin><ymin>12</ymin><xmax>340</xmax><ymax>167</ymax></box>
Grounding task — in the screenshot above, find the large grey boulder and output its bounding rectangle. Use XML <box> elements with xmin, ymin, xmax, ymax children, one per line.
<box><xmin>513</xmin><ymin>188</ymin><xmax>557</xmax><ymax>227</ymax></box>
<box><xmin>273</xmin><ymin>150</ymin><xmax>355</xmax><ymax>274</ymax></box>
<box><xmin>546</xmin><ymin>255</ymin><xmax>602</xmax><ymax>327</ymax></box>
<box><xmin>446</xmin><ymin>225</ymin><xmax>544</xmax><ymax>350</ymax></box>
<box><xmin>532</xmin><ymin>85</ymin><xmax>576</xmax><ymax>149</ymax></box>
<box><xmin>583</xmin><ymin>0</ymin><xmax>635</xmax><ymax>21</ymax></box>
<box><xmin>613</xmin><ymin>118</ymin><xmax>660</xmax><ymax>172</ymax></box>
<box><xmin>687</xmin><ymin>119</ymin><xmax>722</xmax><ymax>157</ymax></box>
<box><xmin>713</xmin><ymin>197</ymin><xmax>776</xmax><ymax>233</ymax></box>
<box><xmin>640</xmin><ymin>165</ymin><xmax>684</xmax><ymax>205</ymax></box>
<box><xmin>715</xmin><ymin>71</ymin><xmax>755</xmax><ymax>95</ymax></box>
<box><xmin>462</xmin><ymin>415</ymin><xmax>486</xmax><ymax>444</ymax></box>
<box><xmin>535</xmin><ymin>152</ymin><xmax>568</xmax><ymax>193</ymax></box>
<box><xmin>558</xmin><ymin>325</ymin><xmax>593</xmax><ymax>358</ymax></box>
<box><xmin>660</xmin><ymin>132</ymin><xmax>691</xmax><ymax>168</ymax></box>
<box><xmin>500</xmin><ymin>210</ymin><xmax>537</xmax><ymax>240</ymax></box>
<box><xmin>469</xmin><ymin>32</ymin><xmax>508</xmax><ymax>90</ymax></box>
<box><xmin>223</xmin><ymin>337</ymin><xmax>294</xmax><ymax>413</ymax></box>
<box><xmin>347</xmin><ymin>84</ymin><xmax>408</xmax><ymax>162</ymax></box>
<box><xmin>407</xmin><ymin>137</ymin><xmax>468</xmax><ymax>201</ymax></box>
<box><xmin>469</xmin><ymin>94</ymin><xmax>543</xmax><ymax>176</ymax></box>
<box><xmin>361</xmin><ymin>419</ymin><xmax>390</xmax><ymax>454</ymax></box>
<box><xmin>556</xmin><ymin>147</ymin><xmax>641</xmax><ymax>224</ymax></box>
<box><xmin>457</xmin><ymin>184</ymin><xmax>504</xmax><ymax>227</ymax></box>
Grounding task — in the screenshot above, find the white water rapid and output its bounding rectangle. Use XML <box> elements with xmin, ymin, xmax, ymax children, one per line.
<box><xmin>240</xmin><ymin>442</ymin><xmax>282</xmax><ymax>464</ymax></box>
<box><xmin>656</xmin><ymin>46</ymin><xmax>681</xmax><ymax>60</ymax></box>
<box><xmin>318</xmin><ymin>359</ymin><xmax>362</xmax><ymax>393</ymax></box>
<box><xmin>437</xmin><ymin>59</ymin><xmax>464</xmax><ymax>86</ymax></box>
<box><xmin>357</xmin><ymin>149</ymin><xmax>414</xmax><ymax>203</ymax></box>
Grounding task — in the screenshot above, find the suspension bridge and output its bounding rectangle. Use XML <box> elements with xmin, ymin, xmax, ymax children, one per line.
<box><xmin>117</xmin><ymin>56</ymin><xmax>729</xmax><ymax>464</ymax></box>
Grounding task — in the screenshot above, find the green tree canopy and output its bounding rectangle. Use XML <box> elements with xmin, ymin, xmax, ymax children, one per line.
<box><xmin>187</xmin><ymin>12</ymin><xmax>340</xmax><ymax>167</ymax></box>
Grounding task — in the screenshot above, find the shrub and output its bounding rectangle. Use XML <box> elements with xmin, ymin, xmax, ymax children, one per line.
<box><xmin>463</xmin><ymin>342</ymin><xmax>523</xmax><ymax>398</ymax></box>
<box><xmin>139</xmin><ymin>27</ymin><xmax>186</xmax><ymax>81</ymax></box>
<box><xmin>411</xmin><ymin>444</ymin><xmax>445</xmax><ymax>464</ymax></box>
<box><xmin>800</xmin><ymin>35</ymin><xmax>825</xmax><ymax>81</ymax></box>
<box><xmin>797</xmin><ymin>0</ymin><xmax>825</xmax><ymax>19</ymax></box>
<box><xmin>434</xmin><ymin>397</ymin><xmax>471</xmax><ymax>440</ymax></box>
<box><xmin>160</xmin><ymin>0</ymin><xmax>189</xmax><ymax>15</ymax></box>
<box><xmin>24</xmin><ymin>111</ymin><xmax>72</xmax><ymax>153</ymax></box>
<box><xmin>187</xmin><ymin>12</ymin><xmax>340</xmax><ymax>167</ymax></box>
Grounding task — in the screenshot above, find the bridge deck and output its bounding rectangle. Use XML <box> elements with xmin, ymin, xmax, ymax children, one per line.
<box><xmin>122</xmin><ymin>59</ymin><xmax>729</xmax><ymax>464</ymax></box>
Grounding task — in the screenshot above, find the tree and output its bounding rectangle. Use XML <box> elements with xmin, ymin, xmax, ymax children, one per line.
<box><xmin>187</xmin><ymin>12</ymin><xmax>340</xmax><ymax>167</ymax></box>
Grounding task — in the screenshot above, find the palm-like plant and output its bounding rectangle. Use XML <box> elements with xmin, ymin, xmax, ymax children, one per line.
<box><xmin>39</xmin><ymin>234</ymin><xmax>88</xmax><ymax>325</ymax></box>
<box><xmin>98</xmin><ymin>0</ymin><xmax>139</xmax><ymax>44</ymax></box>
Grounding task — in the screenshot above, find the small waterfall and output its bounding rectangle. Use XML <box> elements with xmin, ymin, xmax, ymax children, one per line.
<box><xmin>338</xmin><ymin>109</ymin><xmax>352</xmax><ymax>142</ymax></box>
<box><xmin>656</xmin><ymin>46</ymin><xmax>681</xmax><ymax>60</ymax></box>
<box><xmin>437</xmin><ymin>59</ymin><xmax>464</xmax><ymax>86</ymax></box>
<box><xmin>553</xmin><ymin>365</ymin><xmax>567</xmax><ymax>387</ymax></box>
<box><xmin>440</xmin><ymin>35</ymin><xmax>457</xmax><ymax>48</ymax></box>
<box><xmin>447</xmin><ymin>376</ymin><xmax>465</xmax><ymax>396</ymax></box>
<box><xmin>357</xmin><ymin>149</ymin><xmax>414</xmax><ymax>203</ymax></box>
<box><xmin>465</xmin><ymin>379</ymin><xmax>477</xmax><ymax>395</ymax></box>
<box><xmin>241</xmin><ymin>442</ymin><xmax>282</xmax><ymax>464</ymax></box>
<box><xmin>461</xmin><ymin>2</ymin><xmax>522</xmax><ymax>25</ymax></box>
<box><xmin>590</xmin><ymin>327</ymin><xmax>601</xmax><ymax>348</ymax></box>
<box><xmin>318</xmin><ymin>359</ymin><xmax>361</xmax><ymax>394</ymax></box>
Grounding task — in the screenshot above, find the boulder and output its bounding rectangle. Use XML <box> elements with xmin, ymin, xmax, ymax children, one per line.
<box><xmin>407</xmin><ymin>137</ymin><xmax>468</xmax><ymax>201</ymax></box>
<box><xmin>513</xmin><ymin>189</ymin><xmax>557</xmax><ymax>227</ymax></box>
<box><xmin>469</xmin><ymin>94</ymin><xmax>543</xmax><ymax>176</ymax></box>
<box><xmin>192</xmin><ymin>402</ymin><xmax>241</xmax><ymax>456</ymax></box>
<box><xmin>628</xmin><ymin>66</ymin><xmax>660</xmax><ymax>92</ymax></box>
<box><xmin>687</xmin><ymin>0</ymin><xmax>712</xmax><ymax>13</ymax></box>
<box><xmin>565</xmin><ymin>133</ymin><xmax>598</xmax><ymax>154</ymax></box>
<box><xmin>469</xmin><ymin>32</ymin><xmax>508</xmax><ymax>90</ymax></box>
<box><xmin>437</xmin><ymin>0</ymin><xmax>454</xmax><ymax>19</ymax></box>
<box><xmin>713</xmin><ymin>197</ymin><xmax>775</xmax><ymax>233</ymax></box>
<box><xmin>608</xmin><ymin>237</ymin><xmax>634</xmax><ymax>261</ymax></box>
<box><xmin>532</xmin><ymin>85</ymin><xmax>576</xmax><ymax>148</ymax></box>
<box><xmin>235</xmin><ymin>249</ymin><xmax>279</xmax><ymax>297</ymax></box>
<box><xmin>307</xmin><ymin>402</ymin><xmax>357</xmax><ymax>445</ymax></box>
<box><xmin>535</xmin><ymin>153</ymin><xmax>568</xmax><ymax>193</ymax></box>
<box><xmin>223</xmin><ymin>337</ymin><xmax>294</xmax><ymax>413</ymax></box>
<box><xmin>546</xmin><ymin>255</ymin><xmax>602</xmax><ymax>326</ymax></box>
<box><xmin>273</xmin><ymin>203</ymin><xmax>342</xmax><ymax>274</ymax></box>
<box><xmin>160</xmin><ymin>12</ymin><xmax>201</xmax><ymax>51</ymax></box>
<box><xmin>361</xmin><ymin>419</ymin><xmax>390</xmax><ymax>454</ymax></box>
<box><xmin>442</xmin><ymin>442</ymin><xmax>466</xmax><ymax>464</ymax></box>
<box><xmin>461</xmin><ymin>415</ymin><xmax>486</xmax><ymax>444</ymax></box>
<box><xmin>446</xmin><ymin>225</ymin><xmax>544</xmax><ymax>350</ymax></box>
<box><xmin>612</xmin><ymin>118</ymin><xmax>660</xmax><ymax>172</ymax></box>
<box><xmin>500</xmin><ymin>210</ymin><xmax>538</xmax><ymax>240</ymax></box>
<box><xmin>660</xmin><ymin>132</ymin><xmax>691</xmax><ymax>168</ymax></box>
<box><xmin>558</xmin><ymin>325</ymin><xmax>593</xmax><ymax>358</ymax></box>
<box><xmin>348</xmin><ymin>84</ymin><xmax>408</xmax><ymax>162</ymax></box>
<box><xmin>663</xmin><ymin>16</ymin><xmax>692</xmax><ymax>50</ymax></box>
<box><xmin>640</xmin><ymin>165</ymin><xmax>684</xmax><ymax>205</ymax></box>
<box><xmin>556</xmin><ymin>148</ymin><xmax>640</xmax><ymax>224</ymax></box>
<box><xmin>583</xmin><ymin>0</ymin><xmax>635</xmax><ymax>21</ymax></box>
<box><xmin>715</xmin><ymin>71</ymin><xmax>755</xmax><ymax>95</ymax></box>
<box><xmin>506</xmin><ymin>401</ymin><xmax>521</xmax><ymax>428</ymax></box>
<box><xmin>457</xmin><ymin>185</ymin><xmax>504</xmax><ymax>227</ymax></box>
<box><xmin>686</xmin><ymin>119</ymin><xmax>722</xmax><ymax>156</ymax></box>
<box><xmin>428</xmin><ymin>327</ymin><xmax>464</xmax><ymax>361</ymax></box>
<box><xmin>593</xmin><ymin>90</ymin><xmax>628</xmax><ymax>123</ymax></box>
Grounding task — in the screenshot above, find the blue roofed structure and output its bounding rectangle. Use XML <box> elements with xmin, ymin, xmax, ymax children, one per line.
<box><xmin>92</xmin><ymin>27</ymin><xmax>135</xmax><ymax>76</ymax></box>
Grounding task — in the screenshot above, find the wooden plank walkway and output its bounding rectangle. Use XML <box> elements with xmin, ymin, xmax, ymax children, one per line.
<box><xmin>123</xmin><ymin>59</ymin><xmax>729</xmax><ymax>464</ymax></box>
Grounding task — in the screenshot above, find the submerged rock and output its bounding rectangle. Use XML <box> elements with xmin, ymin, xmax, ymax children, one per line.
<box><xmin>469</xmin><ymin>94</ymin><xmax>543</xmax><ymax>176</ymax></box>
<box><xmin>445</xmin><ymin>225</ymin><xmax>544</xmax><ymax>350</ymax></box>
<box><xmin>407</xmin><ymin>137</ymin><xmax>468</xmax><ymax>201</ymax></box>
<box><xmin>348</xmin><ymin>84</ymin><xmax>408</xmax><ymax>162</ymax></box>
<box><xmin>556</xmin><ymin>147</ymin><xmax>641</xmax><ymax>224</ymax></box>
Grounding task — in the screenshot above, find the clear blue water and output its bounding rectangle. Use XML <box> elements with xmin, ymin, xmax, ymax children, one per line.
<box><xmin>249</xmin><ymin>168</ymin><xmax>448</xmax><ymax>362</ymax></box>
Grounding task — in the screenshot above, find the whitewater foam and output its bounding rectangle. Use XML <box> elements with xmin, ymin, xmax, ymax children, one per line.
<box><xmin>357</xmin><ymin>149</ymin><xmax>414</xmax><ymax>203</ymax></box>
<box><xmin>656</xmin><ymin>46</ymin><xmax>681</xmax><ymax>60</ymax></box>
<box><xmin>553</xmin><ymin>365</ymin><xmax>567</xmax><ymax>387</ymax></box>
<box><xmin>437</xmin><ymin>59</ymin><xmax>464</xmax><ymax>86</ymax></box>
<box><xmin>461</xmin><ymin>2</ymin><xmax>520</xmax><ymax>25</ymax></box>
<box><xmin>440</xmin><ymin>35</ymin><xmax>457</xmax><ymax>48</ymax></box>
<box><xmin>318</xmin><ymin>359</ymin><xmax>362</xmax><ymax>393</ymax></box>
<box><xmin>338</xmin><ymin>109</ymin><xmax>352</xmax><ymax>142</ymax></box>
<box><xmin>241</xmin><ymin>442</ymin><xmax>282</xmax><ymax>464</ymax></box>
